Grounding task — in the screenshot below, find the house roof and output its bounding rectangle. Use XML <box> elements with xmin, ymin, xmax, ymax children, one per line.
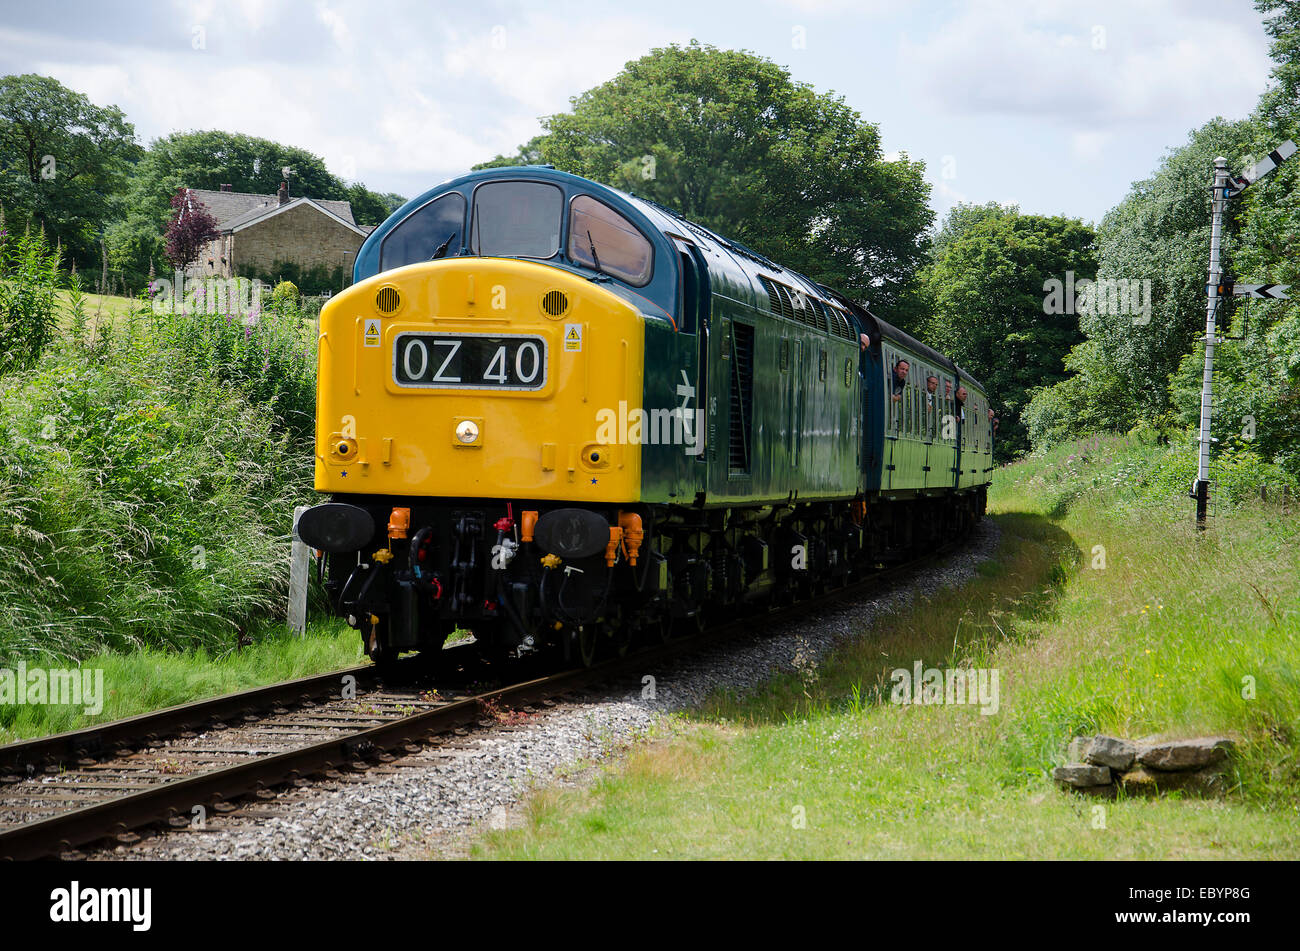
<box><xmin>186</xmin><ymin>187</ymin><xmax>357</xmax><ymax>229</ymax></box>
<box><xmin>222</xmin><ymin>196</ymin><xmax>368</xmax><ymax>237</ymax></box>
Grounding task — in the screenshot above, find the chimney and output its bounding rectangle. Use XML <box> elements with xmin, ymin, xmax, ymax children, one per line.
<box><xmin>220</xmin><ymin>183</ymin><xmax>232</xmax><ymax>192</ymax></box>
<box><xmin>278</xmin><ymin>181</ymin><xmax>289</xmax><ymax>205</ymax></box>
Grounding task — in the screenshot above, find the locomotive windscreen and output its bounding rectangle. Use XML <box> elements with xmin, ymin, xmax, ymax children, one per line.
<box><xmin>471</xmin><ymin>180</ymin><xmax>563</xmax><ymax>258</ymax></box>
<box><xmin>379</xmin><ymin>192</ymin><xmax>465</xmax><ymax>271</ymax></box>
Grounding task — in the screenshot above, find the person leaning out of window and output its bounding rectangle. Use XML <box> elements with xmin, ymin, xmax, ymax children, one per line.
<box><xmin>892</xmin><ymin>359</ymin><xmax>909</xmax><ymax>401</ymax></box>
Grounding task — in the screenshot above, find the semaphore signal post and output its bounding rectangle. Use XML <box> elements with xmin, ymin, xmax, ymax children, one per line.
<box><xmin>1193</xmin><ymin>142</ymin><xmax>1294</xmax><ymax>529</ymax></box>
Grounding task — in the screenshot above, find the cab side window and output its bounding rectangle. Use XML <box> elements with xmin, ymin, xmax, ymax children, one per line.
<box><xmin>568</xmin><ymin>195</ymin><xmax>654</xmax><ymax>286</ymax></box>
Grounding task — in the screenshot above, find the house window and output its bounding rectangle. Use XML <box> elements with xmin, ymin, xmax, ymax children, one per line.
<box><xmin>567</xmin><ymin>195</ymin><xmax>653</xmax><ymax>286</ymax></box>
<box><xmin>380</xmin><ymin>192</ymin><xmax>466</xmax><ymax>271</ymax></box>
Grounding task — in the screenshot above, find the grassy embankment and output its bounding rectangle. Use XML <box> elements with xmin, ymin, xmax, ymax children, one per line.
<box><xmin>476</xmin><ymin>435</ymin><xmax>1300</xmax><ymax>859</ymax></box>
<box><xmin>1</xmin><ymin>259</ymin><xmax>359</xmax><ymax>743</ymax></box>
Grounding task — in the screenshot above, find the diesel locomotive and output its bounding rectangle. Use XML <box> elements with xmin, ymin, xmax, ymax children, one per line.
<box><xmin>294</xmin><ymin>166</ymin><xmax>994</xmax><ymax>666</ymax></box>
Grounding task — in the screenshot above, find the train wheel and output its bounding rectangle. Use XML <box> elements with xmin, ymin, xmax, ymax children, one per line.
<box><xmin>367</xmin><ymin>643</ymin><xmax>403</xmax><ymax>679</ymax></box>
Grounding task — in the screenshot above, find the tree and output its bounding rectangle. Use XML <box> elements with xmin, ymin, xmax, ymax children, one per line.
<box><xmin>1083</xmin><ymin>118</ymin><xmax>1256</xmax><ymax>421</ymax></box>
<box><xmin>928</xmin><ymin>201</ymin><xmax>1018</xmax><ymax>257</ymax></box>
<box><xmin>345</xmin><ymin>182</ymin><xmax>405</xmax><ymax>227</ymax></box>
<box><xmin>1020</xmin><ymin>4</ymin><xmax>1300</xmax><ymax>476</ymax></box>
<box><xmin>920</xmin><ymin>208</ymin><xmax>1097</xmax><ymax>458</ymax></box>
<box><xmin>0</xmin><ymin>74</ymin><xmax>140</xmax><ymax>269</ymax></box>
<box><xmin>479</xmin><ymin>43</ymin><xmax>932</xmax><ymax>327</ymax></box>
<box><xmin>129</xmin><ymin>130</ymin><xmax>346</xmax><ymax>212</ymax></box>
<box><xmin>163</xmin><ymin>189</ymin><xmax>219</xmax><ymax>271</ymax></box>
<box><xmin>1255</xmin><ymin>0</ymin><xmax>1300</xmax><ymax>128</ymax></box>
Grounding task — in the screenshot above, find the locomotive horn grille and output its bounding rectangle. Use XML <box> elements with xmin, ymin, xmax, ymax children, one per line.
<box><xmin>541</xmin><ymin>289</ymin><xmax>570</xmax><ymax>318</ymax></box>
<box><xmin>376</xmin><ymin>286</ymin><xmax>402</xmax><ymax>315</ymax></box>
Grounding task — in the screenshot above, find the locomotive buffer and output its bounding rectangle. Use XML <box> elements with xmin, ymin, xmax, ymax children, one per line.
<box><xmin>1194</xmin><ymin>142</ymin><xmax>1294</xmax><ymax>528</ymax></box>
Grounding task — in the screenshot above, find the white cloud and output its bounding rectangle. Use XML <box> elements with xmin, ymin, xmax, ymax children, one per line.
<box><xmin>15</xmin><ymin>1</ymin><xmax>687</xmax><ymax>192</ymax></box>
<box><xmin>900</xmin><ymin>0</ymin><xmax>1270</xmax><ymax>125</ymax></box>
<box><xmin>439</xmin><ymin>13</ymin><xmax>686</xmax><ymax>114</ymax></box>
<box><xmin>1070</xmin><ymin>130</ymin><xmax>1112</xmax><ymax>161</ymax></box>
<box><xmin>315</xmin><ymin>3</ymin><xmax>353</xmax><ymax>55</ymax></box>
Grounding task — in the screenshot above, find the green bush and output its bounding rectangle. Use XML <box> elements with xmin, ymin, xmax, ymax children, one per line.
<box><xmin>239</xmin><ymin>260</ymin><xmax>348</xmax><ymax>296</ymax></box>
<box><xmin>271</xmin><ymin>279</ymin><xmax>300</xmax><ymax>310</ymax></box>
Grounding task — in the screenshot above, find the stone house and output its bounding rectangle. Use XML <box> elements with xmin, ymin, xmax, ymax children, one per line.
<box><xmin>183</xmin><ymin>182</ymin><xmax>375</xmax><ymax>285</ymax></box>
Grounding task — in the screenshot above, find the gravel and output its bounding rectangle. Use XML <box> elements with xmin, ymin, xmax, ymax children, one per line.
<box><xmin>95</xmin><ymin>519</ymin><xmax>1000</xmax><ymax>861</ymax></box>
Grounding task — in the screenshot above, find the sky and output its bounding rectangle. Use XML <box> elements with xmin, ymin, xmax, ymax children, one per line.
<box><xmin>0</xmin><ymin>0</ymin><xmax>1278</xmax><ymax>227</ymax></box>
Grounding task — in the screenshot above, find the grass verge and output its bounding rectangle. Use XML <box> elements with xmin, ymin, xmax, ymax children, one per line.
<box><xmin>475</xmin><ymin>435</ymin><xmax>1300</xmax><ymax>859</ymax></box>
<box><xmin>0</xmin><ymin>618</ymin><xmax>361</xmax><ymax>744</ymax></box>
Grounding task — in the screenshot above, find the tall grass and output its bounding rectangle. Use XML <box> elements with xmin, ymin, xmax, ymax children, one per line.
<box><xmin>0</xmin><ymin>251</ymin><xmax>321</xmax><ymax>664</ymax></box>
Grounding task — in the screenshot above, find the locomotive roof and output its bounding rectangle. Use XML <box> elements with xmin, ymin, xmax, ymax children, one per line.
<box><xmin>360</xmin><ymin>165</ymin><xmax>987</xmax><ymax>395</ymax></box>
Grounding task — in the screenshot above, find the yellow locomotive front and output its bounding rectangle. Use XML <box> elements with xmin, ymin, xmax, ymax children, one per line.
<box><xmin>315</xmin><ymin>257</ymin><xmax>645</xmax><ymax>504</ymax></box>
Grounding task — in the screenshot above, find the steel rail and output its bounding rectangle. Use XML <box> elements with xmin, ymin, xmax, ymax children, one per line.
<box><xmin>0</xmin><ymin>664</ymin><xmax>378</xmax><ymax>776</ymax></box>
<box><xmin>0</xmin><ymin>540</ymin><xmax>966</xmax><ymax>860</ymax></box>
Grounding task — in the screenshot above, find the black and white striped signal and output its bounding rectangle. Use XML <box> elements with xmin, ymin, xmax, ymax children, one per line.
<box><xmin>1208</xmin><ymin>281</ymin><xmax>1291</xmax><ymax>300</ymax></box>
<box><xmin>1224</xmin><ymin>140</ymin><xmax>1296</xmax><ymax>197</ymax></box>
<box><xmin>1196</xmin><ymin>140</ymin><xmax>1296</xmax><ymax>528</ymax></box>
<box><xmin>1232</xmin><ymin>283</ymin><xmax>1290</xmax><ymax>300</ymax></box>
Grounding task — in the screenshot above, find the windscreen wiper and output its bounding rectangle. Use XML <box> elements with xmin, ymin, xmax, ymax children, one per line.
<box><xmin>587</xmin><ymin>230</ymin><xmax>603</xmax><ymax>274</ymax></box>
<box><xmin>431</xmin><ymin>232</ymin><xmax>457</xmax><ymax>259</ymax></box>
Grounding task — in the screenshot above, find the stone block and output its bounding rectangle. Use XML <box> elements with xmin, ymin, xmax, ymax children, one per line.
<box><xmin>1067</xmin><ymin>735</ymin><xmax>1093</xmax><ymax>763</ymax></box>
<box><xmin>1053</xmin><ymin>763</ymin><xmax>1111</xmax><ymax>787</ymax></box>
<box><xmin>1119</xmin><ymin>766</ymin><xmax>1229</xmax><ymax>798</ymax></box>
<box><xmin>1085</xmin><ymin>735</ymin><xmax>1138</xmax><ymax>771</ymax></box>
<box><xmin>1136</xmin><ymin>737</ymin><xmax>1235</xmax><ymax>772</ymax></box>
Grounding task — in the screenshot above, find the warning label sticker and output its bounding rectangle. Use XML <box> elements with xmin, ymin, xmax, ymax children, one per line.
<box><xmin>563</xmin><ymin>323</ymin><xmax>582</xmax><ymax>352</ymax></box>
<box><xmin>363</xmin><ymin>319</ymin><xmax>381</xmax><ymax>348</ymax></box>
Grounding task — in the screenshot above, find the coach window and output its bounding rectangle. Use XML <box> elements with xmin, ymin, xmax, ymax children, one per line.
<box><xmin>568</xmin><ymin>195</ymin><xmax>653</xmax><ymax>286</ymax></box>
<box><xmin>471</xmin><ymin>181</ymin><xmax>563</xmax><ymax>259</ymax></box>
<box><xmin>379</xmin><ymin>192</ymin><xmax>466</xmax><ymax>272</ymax></box>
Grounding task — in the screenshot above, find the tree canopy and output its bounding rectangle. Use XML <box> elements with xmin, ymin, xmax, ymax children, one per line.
<box><xmin>920</xmin><ymin>205</ymin><xmax>1096</xmax><ymax>458</ymax></box>
<box><xmin>479</xmin><ymin>42</ymin><xmax>933</xmax><ymax>327</ymax></box>
<box><xmin>1024</xmin><ymin>2</ymin><xmax>1300</xmax><ymax>476</ymax></box>
<box><xmin>0</xmin><ymin>74</ymin><xmax>140</xmax><ymax>267</ymax></box>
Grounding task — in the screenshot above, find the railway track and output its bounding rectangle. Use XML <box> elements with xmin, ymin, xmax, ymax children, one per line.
<box><xmin>0</xmin><ymin>544</ymin><xmax>961</xmax><ymax>861</ymax></box>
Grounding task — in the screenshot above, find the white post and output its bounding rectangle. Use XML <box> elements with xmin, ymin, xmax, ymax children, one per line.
<box><xmin>1195</xmin><ymin>157</ymin><xmax>1230</xmax><ymax>528</ymax></box>
<box><xmin>288</xmin><ymin>505</ymin><xmax>310</xmax><ymax>635</ymax></box>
